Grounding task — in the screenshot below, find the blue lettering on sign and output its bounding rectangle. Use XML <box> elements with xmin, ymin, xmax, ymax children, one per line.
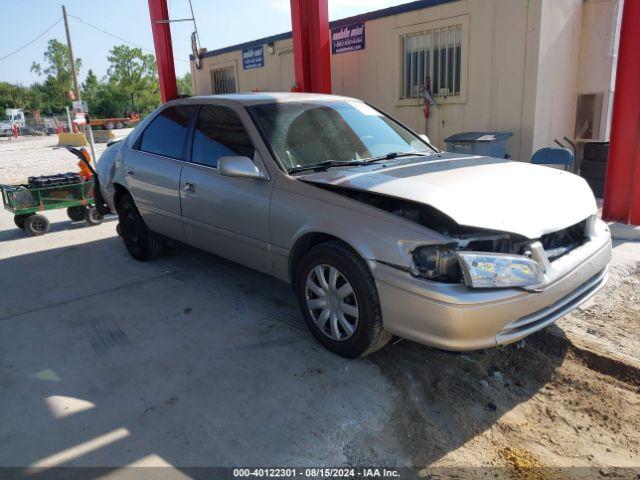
<box><xmin>331</xmin><ymin>22</ymin><xmax>365</xmax><ymax>54</ymax></box>
<box><xmin>242</xmin><ymin>46</ymin><xmax>264</xmax><ymax>70</ymax></box>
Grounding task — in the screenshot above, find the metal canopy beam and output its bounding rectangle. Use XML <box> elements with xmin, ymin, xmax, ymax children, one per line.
<box><xmin>602</xmin><ymin>0</ymin><xmax>640</xmax><ymax>225</ymax></box>
<box><xmin>148</xmin><ymin>0</ymin><xmax>179</xmax><ymax>103</ymax></box>
<box><xmin>290</xmin><ymin>0</ymin><xmax>332</xmax><ymax>93</ymax></box>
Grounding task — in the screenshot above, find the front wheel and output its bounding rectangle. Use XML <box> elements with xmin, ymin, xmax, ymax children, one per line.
<box><xmin>23</xmin><ymin>214</ymin><xmax>50</xmax><ymax>236</ymax></box>
<box><xmin>85</xmin><ymin>206</ymin><xmax>104</xmax><ymax>226</ymax></box>
<box><xmin>296</xmin><ymin>241</ymin><xmax>391</xmax><ymax>358</ymax></box>
<box><xmin>116</xmin><ymin>193</ymin><xmax>165</xmax><ymax>261</ymax></box>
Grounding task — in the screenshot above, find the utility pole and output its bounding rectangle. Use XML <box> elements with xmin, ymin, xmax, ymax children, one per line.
<box><xmin>62</xmin><ymin>5</ymin><xmax>81</xmax><ymax>101</ymax></box>
<box><xmin>61</xmin><ymin>5</ymin><xmax>97</xmax><ymax>165</ymax></box>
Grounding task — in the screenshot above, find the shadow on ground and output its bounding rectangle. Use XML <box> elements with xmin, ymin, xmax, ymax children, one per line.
<box><xmin>0</xmin><ymin>232</ymin><xmax>568</xmax><ymax>476</ymax></box>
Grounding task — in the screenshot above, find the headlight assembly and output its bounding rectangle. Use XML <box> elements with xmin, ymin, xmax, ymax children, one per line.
<box><xmin>411</xmin><ymin>244</ymin><xmax>460</xmax><ymax>281</ymax></box>
<box><xmin>456</xmin><ymin>252</ymin><xmax>544</xmax><ymax>288</ymax></box>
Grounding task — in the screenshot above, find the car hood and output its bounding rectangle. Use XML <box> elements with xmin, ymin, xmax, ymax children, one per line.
<box><xmin>299</xmin><ymin>153</ymin><xmax>597</xmax><ymax>239</ymax></box>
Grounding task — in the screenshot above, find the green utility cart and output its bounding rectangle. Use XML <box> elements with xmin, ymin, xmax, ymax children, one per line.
<box><xmin>1</xmin><ymin>147</ymin><xmax>104</xmax><ymax>236</ymax></box>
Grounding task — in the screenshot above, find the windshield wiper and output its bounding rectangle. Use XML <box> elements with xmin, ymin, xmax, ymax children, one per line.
<box><xmin>363</xmin><ymin>151</ymin><xmax>431</xmax><ymax>163</ymax></box>
<box><xmin>288</xmin><ymin>160</ymin><xmax>366</xmax><ymax>174</ymax></box>
<box><xmin>288</xmin><ymin>151</ymin><xmax>432</xmax><ymax>174</ymax></box>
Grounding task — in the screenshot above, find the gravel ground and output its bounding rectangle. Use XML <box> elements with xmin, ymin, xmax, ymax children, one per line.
<box><xmin>0</xmin><ymin>131</ymin><xmax>132</xmax><ymax>184</ymax></box>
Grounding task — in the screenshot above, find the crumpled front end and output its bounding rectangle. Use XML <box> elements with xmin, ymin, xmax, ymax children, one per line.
<box><xmin>371</xmin><ymin>218</ymin><xmax>611</xmax><ymax>350</ymax></box>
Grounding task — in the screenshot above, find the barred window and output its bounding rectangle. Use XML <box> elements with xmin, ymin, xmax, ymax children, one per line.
<box><xmin>210</xmin><ymin>65</ymin><xmax>237</xmax><ymax>94</ymax></box>
<box><xmin>401</xmin><ymin>25</ymin><xmax>462</xmax><ymax>99</ymax></box>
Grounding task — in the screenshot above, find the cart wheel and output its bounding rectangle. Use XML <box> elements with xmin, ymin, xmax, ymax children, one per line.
<box><xmin>24</xmin><ymin>214</ymin><xmax>50</xmax><ymax>236</ymax></box>
<box><xmin>67</xmin><ymin>206</ymin><xmax>86</xmax><ymax>222</ymax></box>
<box><xmin>85</xmin><ymin>206</ymin><xmax>104</xmax><ymax>226</ymax></box>
<box><xmin>14</xmin><ymin>214</ymin><xmax>29</xmax><ymax>230</ymax></box>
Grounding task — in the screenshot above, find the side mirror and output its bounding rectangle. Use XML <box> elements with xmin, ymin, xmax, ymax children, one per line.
<box><xmin>419</xmin><ymin>134</ymin><xmax>431</xmax><ymax>144</ymax></box>
<box><xmin>218</xmin><ymin>156</ymin><xmax>263</xmax><ymax>180</ymax></box>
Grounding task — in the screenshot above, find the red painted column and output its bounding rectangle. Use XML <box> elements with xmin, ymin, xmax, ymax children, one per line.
<box><xmin>290</xmin><ymin>0</ymin><xmax>332</xmax><ymax>93</ymax></box>
<box><xmin>602</xmin><ymin>0</ymin><xmax>640</xmax><ymax>224</ymax></box>
<box><xmin>148</xmin><ymin>0</ymin><xmax>179</xmax><ymax>103</ymax></box>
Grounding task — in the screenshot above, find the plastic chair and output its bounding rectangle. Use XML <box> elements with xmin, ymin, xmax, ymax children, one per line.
<box><xmin>531</xmin><ymin>147</ymin><xmax>574</xmax><ymax>171</ymax></box>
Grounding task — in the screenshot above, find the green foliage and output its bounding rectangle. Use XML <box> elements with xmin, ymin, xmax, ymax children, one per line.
<box><xmin>30</xmin><ymin>39</ymin><xmax>81</xmax><ymax>113</ymax></box>
<box><xmin>5</xmin><ymin>39</ymin><xmax>193</xmax><ymax>120</ymax></box>
<box><xmin>178</xmin><ymin>72</ymin><xmax>192</xmax><ymax>96</ymax></box>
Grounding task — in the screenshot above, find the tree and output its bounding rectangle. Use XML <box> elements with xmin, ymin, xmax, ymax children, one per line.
<box><xmin>0</xmin><ymin>82</ymin><xmax>43</xmax><ymax>113</ymax></box>
<box><xmin>82</xmin><ymin>69</ymin><xmax>100</xmax><ymax>107</ymax></box>
<box><xmin>106</xmin><ymin>45</ymin><xmax>159</xmax><ymax>114</ymax></box>
<box><xmin>31</xmin><ymin>39</ymin><xmax>81</xmax><ymax>110</ymax></box>
<box><xmin>178</xmin><ymin>73</ymin><xmax>192</xmax><ymax>96</ymax></box>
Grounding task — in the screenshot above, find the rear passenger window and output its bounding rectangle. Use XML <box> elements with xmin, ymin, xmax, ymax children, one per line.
<box><xmin>192</xmin><ymin>105</ymin><xmax>255</xmax><ymax>168</ymax></box>
<box><xmin>139</xmin><ymin>105</ymin><xmax>195</xmax><ymax>159</ymax></box>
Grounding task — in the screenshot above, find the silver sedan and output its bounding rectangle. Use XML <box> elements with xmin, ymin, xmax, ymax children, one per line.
<box><xmin>96</xmin><ymin>93</ymin><xmax>611</xmax><ymax>358</ymax></box>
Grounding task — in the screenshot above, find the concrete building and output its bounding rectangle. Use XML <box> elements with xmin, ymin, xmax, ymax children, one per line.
<box><xmin>190</xmin><ymin>0</ymin><xmax>622</xmax><ymax>161</ymax></box>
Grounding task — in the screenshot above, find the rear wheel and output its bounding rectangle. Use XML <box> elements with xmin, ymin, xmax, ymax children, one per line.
<box><xmin>14</xmin><ymin>214</ymin><xmax>29</xmax><ymax>230</ymax></box>
<box><xmin>23</xmin><ymin>214</ymin><xmax>50</xmax><ymax>236</ymax></box>
<box><xmin>116</xmin><ymin>193</ymin><xmax>165</xmax><ymax>261</ymax></box>
<box><xmin>85</xmin><ymin>206</ymin><xmax>104</xmax><ymax>226</ymax></box>
<box><xmin>296</xmin><ymin>241</ymin><xmax>391</xmax><ymax>358</ymax></box>
<box><xmin>67</xmin><ymin>206</ymin><xmax>86</xmax><ymax>222</ymax></box>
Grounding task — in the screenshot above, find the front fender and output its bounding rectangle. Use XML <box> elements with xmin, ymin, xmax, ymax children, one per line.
<box><xmin>270</xmin><ymin>176</ymin><xmax>450</xmax><ymax>280</ymax></box>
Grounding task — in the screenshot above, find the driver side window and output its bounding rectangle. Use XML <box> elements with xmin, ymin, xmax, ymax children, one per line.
<box><xmin>192</xmin><ymin>105</ymin><xmax>255</xmax><ymax>168</ymax></box>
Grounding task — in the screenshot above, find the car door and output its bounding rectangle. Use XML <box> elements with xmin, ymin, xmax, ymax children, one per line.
<box><xmin>180</xmin><ymin>104</ymin><xmax>274</xmax><ymax>274</ymax></box>
<box><xmin>124</xmin><ymin>105</ymin><xmax>196</xmax><ymax>242</ymax></box>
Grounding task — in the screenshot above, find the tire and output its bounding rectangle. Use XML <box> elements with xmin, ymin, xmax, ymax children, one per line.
<box><xmin>116</xmin><ymin>122</ymin><xmax>124</xmax><ymax>129</ymax></box>
<box><xmin>106</xmin><ymin>122</ymin><xmax>114</xmax><ymax>130</ymax></box>
<box><xmin>586</xmin><ymin>179</ymin><xmax>605</xmax><ymax>198</ymax></box>
<box><xmin>14</xmin><ymin>214</ymin><xmax>29</xmax><ymax>230</ymax></box>
<box><xmin>296</xmin><ymin>241</ymin><xmax>392</xmax><ymax>358</ymax></box>
<box><xmin>23</xmin><ymin>214</ymin><xmax>50</xmax><ymax>236</ymax></box>
<box><xmin>116</xmin><ymin>193</ymin><xmax>165</xmax><ymax>261</ymax></box>
<box><xmin>67</xmin><ymin>206</ymin><xmax>86</xmax><ymax>222</ymax></box>
<box><xmin>583</xmin><ymin>142</ymin><xmax>609</xmax><ymax>163</ymax></box>
<box><xmin>580</xmin><ymin>158</ymin><xmax>607</xmax><ymax>182</ymax></box>
<box><xmin>85</xmin><ymin>206</ymin><xmax>104</xmax><ymax>226</ymax></box>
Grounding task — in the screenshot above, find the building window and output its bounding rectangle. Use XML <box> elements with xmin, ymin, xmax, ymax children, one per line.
<box><xmin>210</xmin><ymin>65</ymin><xmax>237</xmax><ymax>94</ymax></box>
<box><xmin>401</xmin><ymin>25</ymin><xmax>462</xmax><ymax>99</ymax></box>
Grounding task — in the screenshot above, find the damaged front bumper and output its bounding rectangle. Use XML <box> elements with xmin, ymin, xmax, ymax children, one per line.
<box><xmin>370</xmin><ymin>220</ymin><xmax>612</xmax><ymax>351</ymax></box>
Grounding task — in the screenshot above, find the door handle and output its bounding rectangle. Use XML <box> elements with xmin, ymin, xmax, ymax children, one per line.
<box><xmin>183</xmin><ymin>181</ymin><xmax>197</xmax><ymax>193</ymax></box>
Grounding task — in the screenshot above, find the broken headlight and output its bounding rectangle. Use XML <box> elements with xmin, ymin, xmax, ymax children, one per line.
<box><xmin>456</xmin><ymin>252</ymin><xmax>544</xmax><ymax>288</ymax></box>
<box><xmin>411</xmin><ymin>244</ymin><xmax>461</xmax><ymax>281</ymax></box>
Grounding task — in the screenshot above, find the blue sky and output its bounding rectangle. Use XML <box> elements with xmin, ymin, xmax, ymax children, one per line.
<box><xmin>0</xmin><ymin>0</ymin><xmax>405</xmax><ymax>86</ymax></box>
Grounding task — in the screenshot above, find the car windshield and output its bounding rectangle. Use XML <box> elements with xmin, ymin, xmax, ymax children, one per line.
<box><xmin>248</xmin><ymin>100</ymin><xmax>434</xmax><ymax>171</ymax></box>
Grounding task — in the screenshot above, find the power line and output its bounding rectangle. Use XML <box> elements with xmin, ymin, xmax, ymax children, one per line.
<box><xmin>0</xmin><ymin>18</ymin><xmax>62</xmax><ymax>61</ymax></box>
<box><xmin>68</xmin><ymin>14</ymin><xmax>189</xmax><ymax>63</ymax></box>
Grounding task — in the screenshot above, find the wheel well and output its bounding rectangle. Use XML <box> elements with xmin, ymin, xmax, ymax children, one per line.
<box><xmin>288</xmin><ymin>233</ymin><xmax>359</xmax><ymax>285</ymax></box>
<box><xmin>112</xmin><ymin>183</ymin><xmax>128</xmax><ymax>209</ymax></box>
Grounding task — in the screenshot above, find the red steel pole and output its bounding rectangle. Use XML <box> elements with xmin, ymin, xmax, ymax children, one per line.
<box><xmin>148</xmin><ymin>0</ymin><xmax>179</xmax><ymax>103</ymax></box>
<box><xmin>602</xmin><ymin>0</ymin><xmax>640</xmax><ymax>224</ymax></box>
<box><xmin>290</xmin><ymin>0</ymin><xmax>331</xmax><ymax>93</ymax></box>
<box><xmin>290</xmin><ymin>0</ymin><xmax>311</xmax><ymax>92</ymax></box>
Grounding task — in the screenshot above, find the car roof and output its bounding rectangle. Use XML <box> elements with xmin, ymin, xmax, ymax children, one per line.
<box><xmin>174</xmin><ymin>92</ymin><xmax>361</xmax><ymax>106</ymax></box>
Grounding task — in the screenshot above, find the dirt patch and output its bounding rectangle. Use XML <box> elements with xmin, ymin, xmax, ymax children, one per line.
<box><xmin>561</xmin><ymin>262</ymin><xmax>640</xmax><ymax>368</ymax></box>
<box><xmin>372</xmin><ymin>326</ymin><xmax>640</xmax><ymax>472</ymax></box>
